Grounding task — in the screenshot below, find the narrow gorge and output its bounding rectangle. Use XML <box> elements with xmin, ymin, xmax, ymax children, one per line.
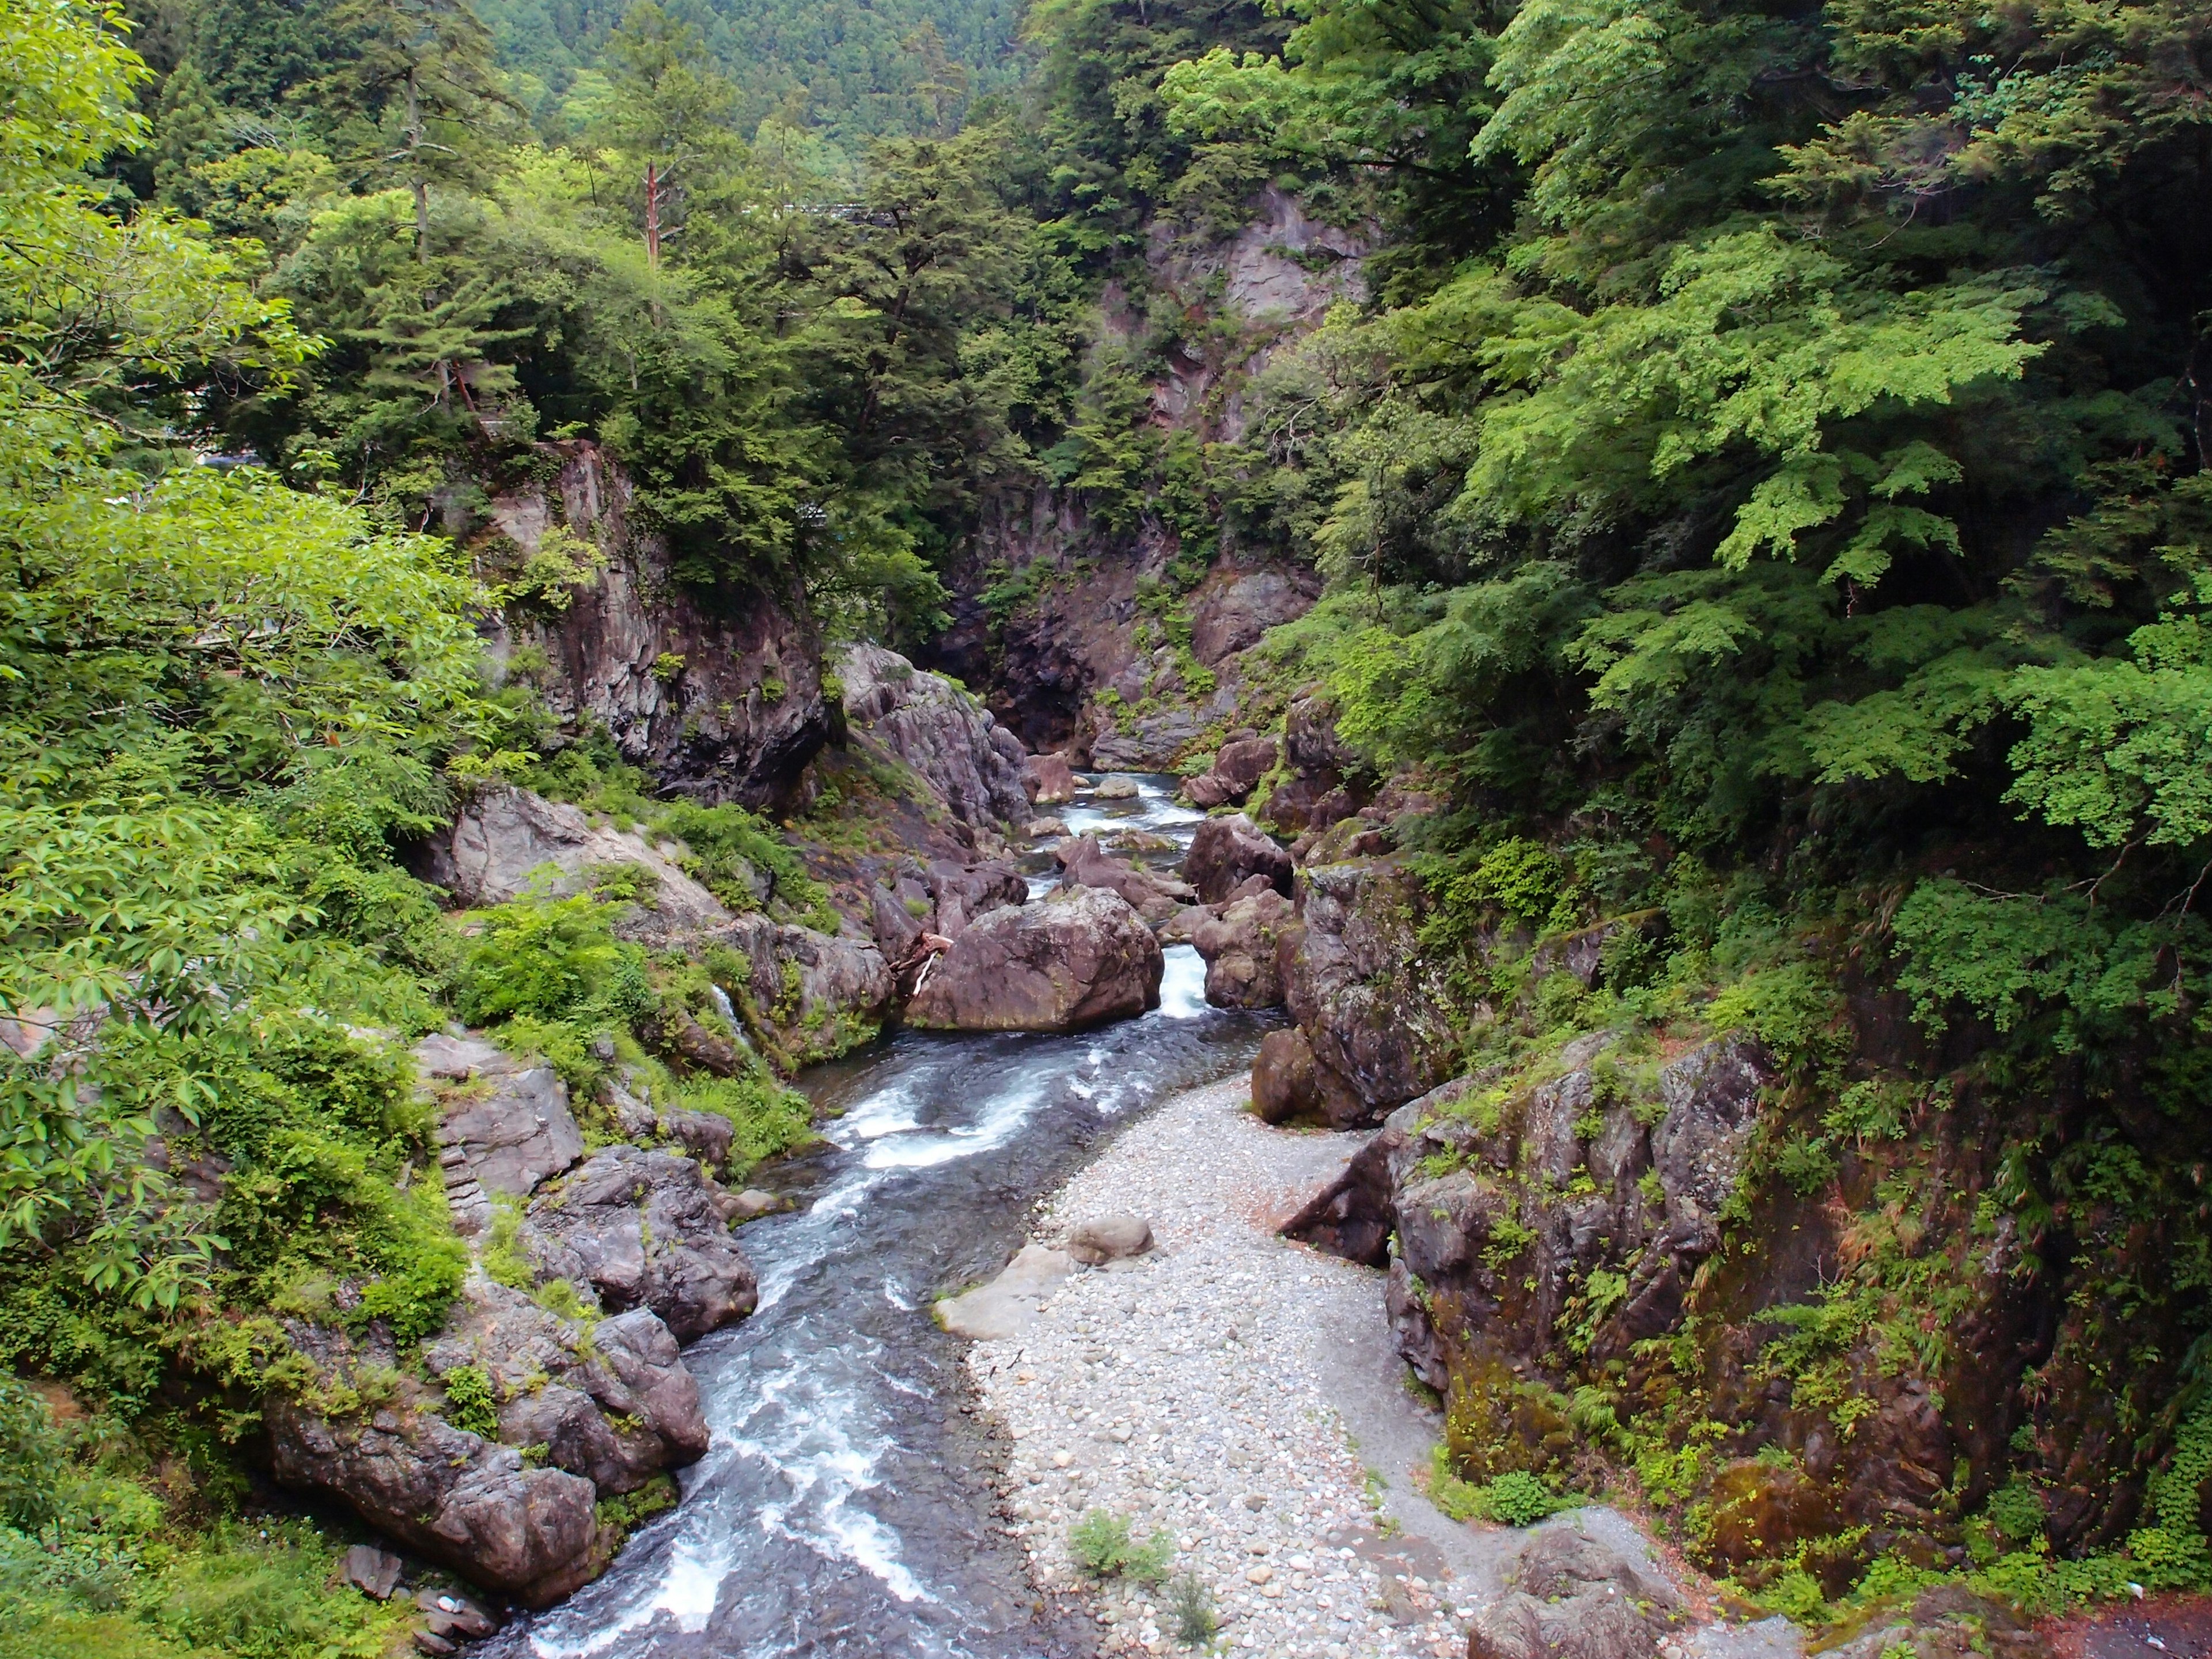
<box><xmin>5</xmin><ymin>1</ymin><xmax>2211</xmax><ymax>1658</ymax></box>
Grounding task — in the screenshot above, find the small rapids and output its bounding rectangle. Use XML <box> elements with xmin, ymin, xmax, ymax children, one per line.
<box><xmin>493</xmin><ymin>777</ymin><xmax>1275</xmax><ymax>1658</ymax></box>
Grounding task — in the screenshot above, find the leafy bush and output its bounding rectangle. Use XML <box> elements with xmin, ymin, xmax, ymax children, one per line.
<box><xmin>1069</xmin><ymin>1508</ymin><xmax>1173</xmax><ymax>1584</ymax></box>
<box><xmin>1429</xmin><ymin>1451</ymin><xmax>1578</xmax><ymax>1527</ymax></box>
<box><xmin>440</xmin><ymin>1365</ymin><xmax>500</xmax><ymax>1437</ymax></box>
<box><xmin>455</xmin><ymin>896</ymin><xmax>639</xmax><ymax>1026</ymax></box>
<box><xmin>0</xmin><ymin>1376</ymin><xmax>63</xmax><ymax>1533</ymax></box>
<box><xmin>675</xmin><ymin>1071</ymin><xmax>815</xmax><ymax>1176</ymax></box>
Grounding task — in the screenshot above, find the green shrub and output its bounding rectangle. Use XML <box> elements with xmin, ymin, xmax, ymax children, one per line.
<box><xmin>0</xmin><ymin>1375</ymin><xmax>63</xmax><ymax>1533</ymax></box>
<box><xmin>1430</xmin><ymin>1450</ymin><xmax>1578</xmax><ymax>1527</ymax></box>
<box><xmin>1167</xmin><ymin>1570</ymin><xmax>1218</xmax><ymax>1646</ymax></box>
<box><xmin>676</xmin><ymin>1071</ymin><xmax>814</xmax><ymax>1175</ymax></box>
<box><xmin>1069</xmin><ymin>1508</ymin><xmax>1173</xmax><ymax>1584</ymax></box>
<box><xmin>454</xmin><ymin>896</ymin><xmax>634</xmax><ymax>1026</ymax></box>
<box><xmin>440</xmin><ymin>1363</ymin><xmax>499</xmax><ymax>1437</ymax></box>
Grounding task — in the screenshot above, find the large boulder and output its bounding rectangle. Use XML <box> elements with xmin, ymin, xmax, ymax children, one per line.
<box><xmin>269</xmin><ymin>1279</ymin><xmax>716</xmax><ymax>1607</ymax></box>
<box><xmin>1276</xmin><ymin>858</ymin><xmax>1462</xmax><ymax>1123</ymax></box>
<box><xmin>926</xmin><ymin>858</ymin><xmax>1032</xmax><ymax>938</ymax></box>
<box><xmin>904</xmin><ymin>888</ymin><xmax>1164</xmax><ymax>1032</ymax></box>
<box><xmin>518</xmin><ymin>1147</ymin><xmax>759</xmax><ymax>1342</ymax></box>
<box><xmin>1465</xmin><ymin>1521</ymin><xmax>1684</xmax><ymax>1659</ymax></box>
<box><xmin>268</xmin><ymin>1399</ymin><xmax>599</xmax><ymax>1607</ymax></box>
<box><xmin>1250</xmin><ymin>1026</ymin><xmax>1365</xmax><ymax>1129</ymax></box>
<box><xmin>1182</xmin><ymin>736</ymin><xmax>1279</xmax><ymax>809</ymax></box>
<box><xmin>412</xmin><ymin>1033</ymin><xmax>584</xmax><ymax>1236</ymax></box>
<box><xmin>413</xmin><ymin>783</ymin><xmax>730</xmax><ymax>942</ymax></box>
<box><xmin>839</xmin><ymin>644</ymin><xmax>1029</xmax><ymax>829</ymax></box>
<box><xmin>1024</xmin><ymin>751</ymin><xmax>1078</xmax><ymax>805</ymax></box>
<box><xmin>1056</xmin><ymin>834</ymin><xmax>1197</xmax><ymax>925</ymax></box>
<box><xmin>423</xmin><ymin>1285</ymin><xmax>709</xmax><ymax>1493</ymax></box>
<box><xmin>1183</xmin><ymin>813</ymin><xmax>1293</xmax><ymax>904</ymax></box>
<box><xmin>1192</xmin><ymin>888</ymin><xmax>1294</xmax><ymax>1008</ymax></box>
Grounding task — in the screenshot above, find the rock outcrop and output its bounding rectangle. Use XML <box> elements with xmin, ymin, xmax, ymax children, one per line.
<box><xmin>1191</xmin><ymin>887</ymin><xmax>1293</xmax><ymax>1008</ymax></box>
<box><xmin>1259</xmin><ymin>691</ymin><xmax>1367</xmax><ymax>835</ymax></box>
<box><xmin>904</xmin><ymin>888</ymin><xmax>1164</xmax><ymax>1032</ymax></box>
<box><xmin>412</xmin><ymin>1032</ymin><xmax>584</xmax><ymax>1236</ymax></box>
<box><xmin>269</xmin><ymin>1396</ymin><xmax>600</xmax><ymax>1606</ymax></box>
<box><xmin>1270</xmin><ymin>858</ymin><xmax>1463</xmax><ymax>1126</ymax></box>
<box><xmin>413</xmin><ymin>783</ymin><xmax>730</xmax><ymax>941</ymax></box>
<box><xmin>710</xmin><ymin>911</ymin><xmax>893</xmax><ymax>1069</ymax></box>
<box><xmin>517</xmin><ymin>1146</ymin><xmax>760</xmax><ymax>1342</ymax></box>
<box><xmin>487</xmin><ymin>441</ymin><xmax>828</xmax><ymax>811</ymax></box>
<box><xmin>1024</xmin><ymin>751</ymin><xmax>1077</xmax><ymax>804</ymax></box>
<box><xmin>839</xmin><ymin>644</ymin><xmax>1029</xmax><ymax>830</ymax></box>
<box><xmin>1465</xmin><ymin>1521</ymin><xmax>1684</xmax><ymax>1659</ymax></box>
<box><xmin>1182</xmin><ymin>813</ymin><xmax>1293</xmax><ymax>904</ymax></box>
<box><xmin>1056</xmin><ymin>834</ymin><xmax>1198</xmax><ymax>925</ymax></box>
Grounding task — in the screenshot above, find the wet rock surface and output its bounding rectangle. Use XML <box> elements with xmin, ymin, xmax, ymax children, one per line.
<box><xmin>905</xmin><ymin>887</ymin><xmax>1166</xmax><ymax>1032</ymax></box>
<box><xmin>707</xmin><ymin>910</ymin><xmax>892</xmax><ymax>1067</ymax></box>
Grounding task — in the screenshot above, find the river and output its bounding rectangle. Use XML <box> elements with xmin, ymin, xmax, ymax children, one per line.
<box><xmin>497</xmin><ymin>777</ymin><xmax>1278</xmax><ymax>1658</ymax></box>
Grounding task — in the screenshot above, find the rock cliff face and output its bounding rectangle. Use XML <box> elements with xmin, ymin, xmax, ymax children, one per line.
<box><xmin>486</xmin><ymin>441</ymin><xmax>829</xmax><ymax>812</ymax></box>
<box><xmin>920</xmin><ymin>191</ymin><xmax>1360</xmax><ymax>756</ymax></box>
<box><xmin>838</xmin><ymin>645</ymin><xmax>1028</xmax><ymax>831</ymax></box>
<box><xmin>1283</xmin><ymin>1018</ymin><xmax>2082</xmax><ymax>1593</ymax></box>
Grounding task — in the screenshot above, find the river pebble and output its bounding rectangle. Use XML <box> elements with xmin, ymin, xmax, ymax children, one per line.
<box><xmin>967</xmin><ymin>1076</ymin><xmax>1471</xmax><ymax>1658</ymax></box>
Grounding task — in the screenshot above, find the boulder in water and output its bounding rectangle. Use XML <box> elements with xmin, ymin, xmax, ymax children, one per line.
<box><xmin>1055</xmin><ymin>833</ymin><xmax>1196</xmax><ymax>925</ymax></box>
<box><xmin>1024</xmin><ymin>752</ymin><xmax>1077</xmax><ymax>805</ymax></box>
<box><xmin>1193</xmin><ymin>887</ymin><xmax>1293</xmax><ymax>1008</ymax></box>
<box><xmin>1092</xmin><ymin>774</ymin><xmax>1141</xmax><ymax>800</ymax></box>
<box><xmin>904</xmin><ymin>888</ymin><xmax>1163</xmax><ymax>1032</ymax></box>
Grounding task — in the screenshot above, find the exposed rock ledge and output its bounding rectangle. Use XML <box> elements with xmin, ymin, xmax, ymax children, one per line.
<box><xmin>265</xmin><ymin>1031</ymin><xmax>763</xmax><ymax>1607</ymax></box>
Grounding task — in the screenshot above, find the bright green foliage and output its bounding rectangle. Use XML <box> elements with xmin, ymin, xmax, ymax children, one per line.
<box><xmin>440</xmin><ymin>1362</ymin><xmax>500</xmax><ymax>1436</ymax></box>
<box><xmin>1068</xmin><ymin>1507</ymin><xmax>1174</xmax><ymax>1584</ymax></box>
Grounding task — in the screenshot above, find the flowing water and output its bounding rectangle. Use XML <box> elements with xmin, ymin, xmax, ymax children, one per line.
<box><xmin>499</xmin><ymin>777</ymin><xmax>1277</xmax><ymax>1659</ymax></box>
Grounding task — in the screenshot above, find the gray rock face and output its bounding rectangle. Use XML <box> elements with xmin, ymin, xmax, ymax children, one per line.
<box><xmin>1259</xmin><ymin>691</ymin><xmax>1365</xmax><ymax>834</ymax></box>
<box><xmin>486</xmin><ymin>441</ymin><xmax>829</xmax><ymax>812</ymax></box>
<box><xmin>1088</xmin><ymin>691</ymin><xmax>1237</xmax><ymax>770</ymax></box>
<box><xmin>840</xmin><ymin>644</ymin><xmax>1029</xmax><ymax>830</ymax></box>
<box><xmin>1192</xmin><ymin>888</ymin><xmax>1294</xmax><ymax>1008</ymax></box>
<box><xmin>519</xmin><ymin>1147</ymin><xmax>760</xmax><ymax>1342</ymax></box>
<box><xmin>710</xmin><ymin>911</ymin><xmax>892</xmax><ymax>1068</ymax></box>
<box><xmin>1066</xmin><ymin>1213</ymin><xmax>1153</xmax><ymax>1264</ymax></box>
<box><xmin>1650</xmin><ymin>1033</ymin><xmax>1770</xmax><ymax>1249</ymax></box>
<box><xmin>267</xmin><ymin>1396</ymin><xmax>598</xmax><ymax>1607</ymax></box>
<box><xmin>413</xmin><ymin>785</ymin><xmax>730</xmax><ymax>943</ymax></box>
<box><xmin>1275</xmin><ymin>859</ymin><xmax>1461</xmax><ymax>1124</ymax></box>
<box><xmin>1467</xmin><ymin>1522</ymin><xmax>1684</xmax><ymax>1659</ymax></box>
<box><xmin>340</xmin><ymin>1543</ymin><xmax>403</xmax><ymax>1599</ymax></box>
<box><xmin>1056</xmin><ymin>834</ymin><xmax>1198</xmax><ymax>925</ymax></box>
<box><xmin>1183</xmin><ymin>813</ymin><xmax>1293</xmax><ymax>904</ymax></box>
<box><xmin>904</xmin><ymin>888</ymin><xmax>1164</xmax><ymax>1032</ymax></box>
<box><xmin>412</xmin><ymin>1033</ymin><xmax>584</xmax><ymax>1236</ymax></box>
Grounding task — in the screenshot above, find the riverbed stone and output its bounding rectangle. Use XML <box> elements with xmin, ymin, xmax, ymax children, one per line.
<box><xmin>1093</xmin><ymin>775</ymin><xmax>1141</xmax><ymax>799</ymax></box>
<box><xmin>412</xmin><ymin>1033</ymin><xmax>584</xmax><ymax>1236</ymax></box>
<box><xmin>938</xmin><ymin>1243</ymin><xmax>1076</xmax><ymax>1339</ymax></box>
<box><xmin>1183</xmin><ymin>813</ymin><xmax>1293</xmax><ymax>904</ymax></box>
<box><xmin>1066</xmin><ymin>1213</ymin><xmax>1153</xmax><ymax>1264</ymax></box>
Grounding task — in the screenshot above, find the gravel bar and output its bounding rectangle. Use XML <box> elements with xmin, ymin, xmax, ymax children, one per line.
<box><xmin>965</xmin><ymin>1075</ymin><xmax>1477</xmax><ymax>1658</ymax></box>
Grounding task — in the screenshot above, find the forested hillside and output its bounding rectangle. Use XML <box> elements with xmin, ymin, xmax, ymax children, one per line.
<box><xmin>3</xmin><ymin>0</ymin><xmax>2211</xmax><ymax>1649</ymax></box>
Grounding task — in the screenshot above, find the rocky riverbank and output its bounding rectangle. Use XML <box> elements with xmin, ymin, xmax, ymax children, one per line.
<box><xmin>959</xmin><ymin>1076</ymin><xmax>1835</xmax><ymax>1659</ymax></box>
